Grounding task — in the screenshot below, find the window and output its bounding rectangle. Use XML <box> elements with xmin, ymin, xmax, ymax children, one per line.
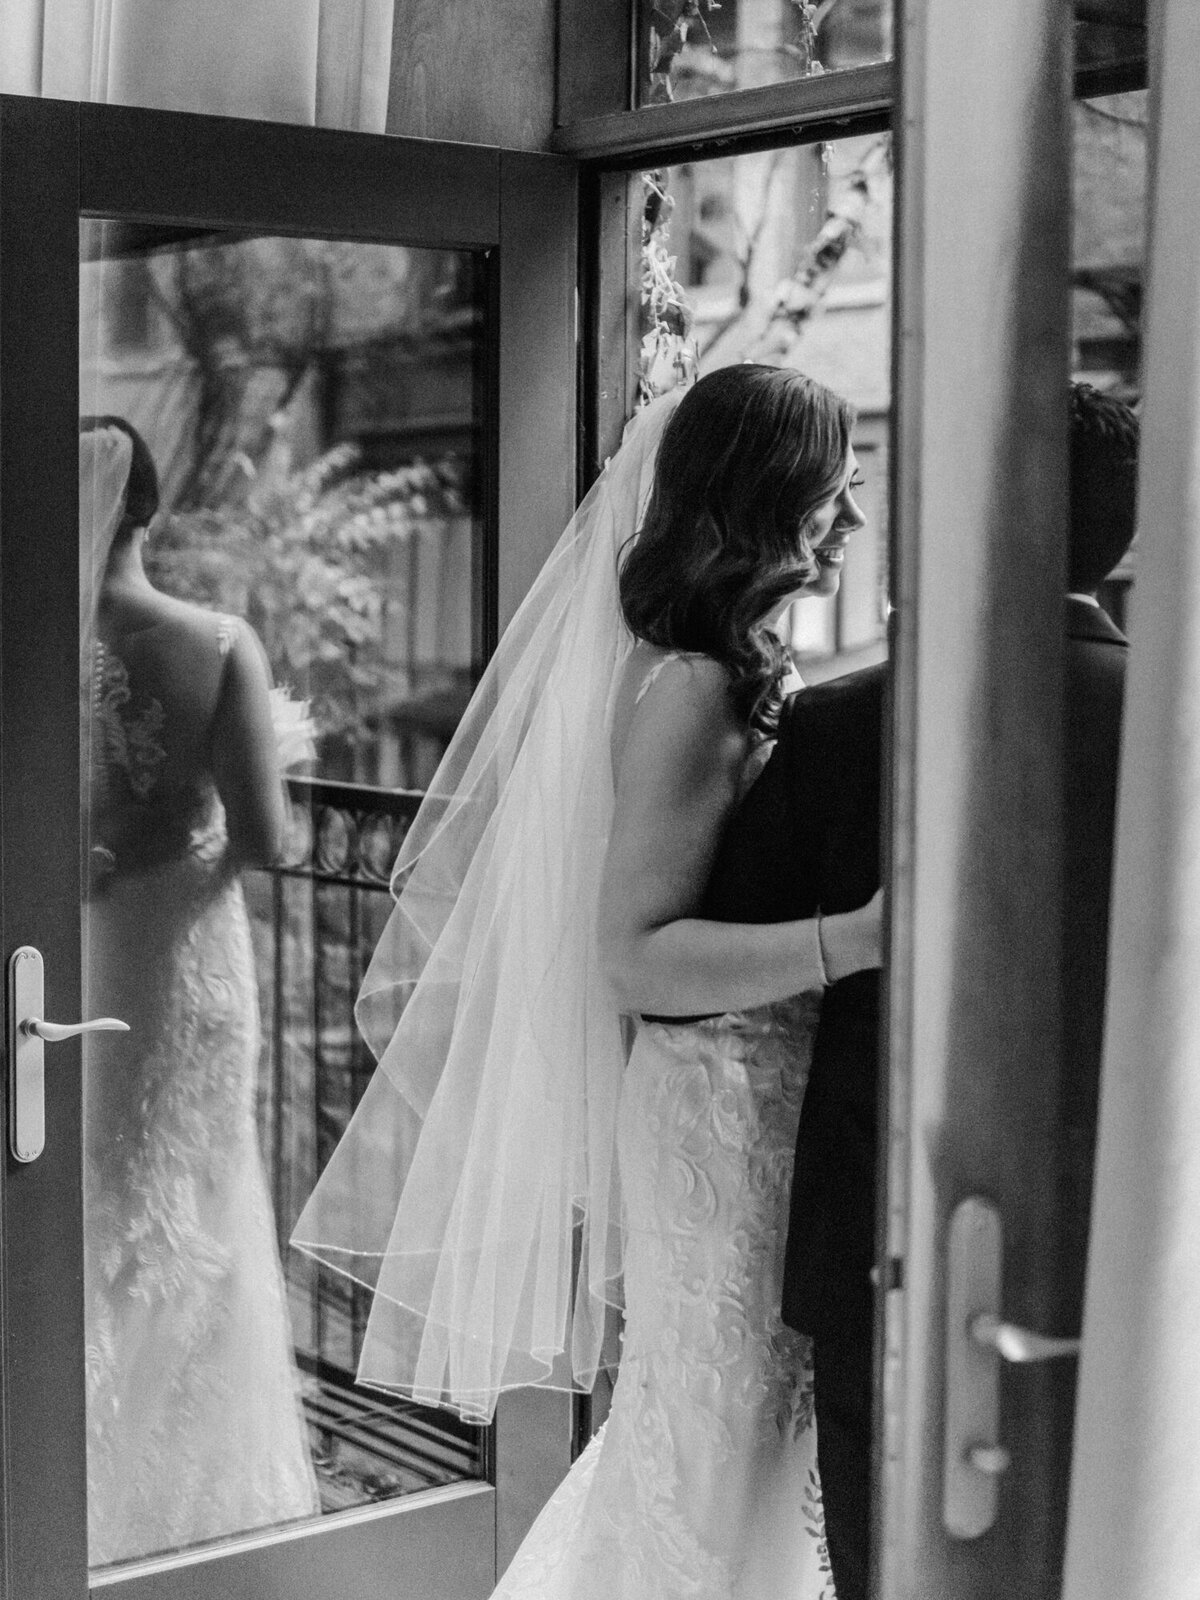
<box><xmin>636</xmin><ymin>0</ymin><xmax>893</xmax><ymax>107</ymax></box>
<box><xmin>634</xmin><ymin>134</ymin><xmax>892</xmax><ymax>671</ymax></box>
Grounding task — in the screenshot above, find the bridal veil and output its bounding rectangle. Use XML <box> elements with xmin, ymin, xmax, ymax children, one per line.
<box><xmin>79</xmin><ymin>423</ymin><xmax>133</xmax><ymax>654</ymax></box>
<box><xmin>292</xmin><ymin>393</ymin><xmax>683</xmax><ymax>1421</ymax></box>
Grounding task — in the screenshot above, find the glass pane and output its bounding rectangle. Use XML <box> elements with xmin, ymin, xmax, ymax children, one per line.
<box><xmin>1072</xmin><ymin>86</ymin><xmax>1147</xmax><ymax>627</ymax></box>
<box><xmin>636</xmin><ymin>0</ymin><xmax>893</xmax><ymax>108</ymax></box>
<box><xmin>1045</xmin><ymin>79</ymin><xmax>1147</xmax><ymax>1512</ymax></box>
<box><xmin>79</xmin><ymin>224</ymin><xmax>488</xmax><ymax>1572</ymax></box>
<box><xmin>1075</xmin><ymin>9</ymin><xmax>1148</xmax><ymax>78</ymax></box>
<box><xmin>638</xmin><ymin>134</ymin><xmax>892</xmax><ymax>674</ymax></box>
<box><xmin>634</xmin><ymin>3</ymin><xmax>1147</xmax><ymax>111</ymax></box>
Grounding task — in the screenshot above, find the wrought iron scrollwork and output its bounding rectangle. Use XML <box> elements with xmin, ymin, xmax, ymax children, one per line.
<box><xmin>281</xmin><ymin>776</ymin><xmax>420</xmax><ymax>889</ymax></box>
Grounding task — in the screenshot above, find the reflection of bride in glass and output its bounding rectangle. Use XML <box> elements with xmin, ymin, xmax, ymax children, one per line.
<box><xmin>295</xmin><ymin>367</ymin><xmax>881</xmax><ymax>1596</ymax></box>
<box><xmin>80</xmin><ymin>418</ymin><xmax>319</xmax><ymax>1567</ymax></box>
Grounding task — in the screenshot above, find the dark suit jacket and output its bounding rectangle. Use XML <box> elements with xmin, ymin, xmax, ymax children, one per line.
<box><xmin>1060</xmin><ymin>596</ymin><xmax>1127</xmax><ymax>1315</ymax></box>
<box><xmin>701</xmin><ymin>604</ymin><xmax>1125</xmax><ymax>1343</ymax></box>
<box><xmin>702</xmin><ymin>664</ymin><xmax>885</xmax><ymax>1337</ymax></box>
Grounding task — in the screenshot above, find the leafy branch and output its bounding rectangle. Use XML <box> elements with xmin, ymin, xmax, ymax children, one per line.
<box><xmin>695</xmin><ymin>148</ymin><xmax>787</xmax><ymax>357</ymax></box>
<box><xmin>646</xmin><ymin>0</ymin><xmax>824</xmax><ymax>103</ymax></box>
<box><xmin>641</xmin><ymin>134</ymin><xmax>890</xmax><ymax>387</ymax></box>
<box><xmin>147</xmin><ymin>445</ymin><xmax>469</xmax><ymax>758</ymax></box>
<box><xmin>646</xmin><ymin>0</ymin><xmax>722</xmax><ymax>104</ymax></box>
<box><xmin>638</xmin><ymin>171</ymin><xmax>699</xmax><ymax>402</ymax></box>
<box><xmin>725</xmin><ymin>135</ymin><xmax>891</xmax><ymax>366</ymax></box>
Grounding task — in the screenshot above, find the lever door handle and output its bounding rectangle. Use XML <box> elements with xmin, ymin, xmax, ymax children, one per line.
<box><xmin>943</xmin><ymin>1198</ymin><xmax>1085</xmax><ymax>1540</ymax></box>
<box><xmin>7</xmin><ymin>946</ymin><xmax>130</xmax><ymax>1164</ymax></box>
<box><xmin>22</xmin><ymin>1016</ymin><xmax>129</xmax><ymax>1043</ymax></box>
<box><xmin>970</xmin><ymin>1312</ymin><xmax>1081</xmax><ymax>1364</ymax></box>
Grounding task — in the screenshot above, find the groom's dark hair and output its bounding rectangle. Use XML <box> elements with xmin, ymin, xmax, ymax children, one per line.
<box><xmin>1069</xmin><ymin>384</ymin><xmax>1138</xmax><ymax>593</ymax></box>
<box><xmin>80</xmin><ymin>414</ymin><xmax>161</xmax><ymax>529</ymax></box>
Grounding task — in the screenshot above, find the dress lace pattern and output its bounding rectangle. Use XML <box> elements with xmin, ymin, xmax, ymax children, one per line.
<box><xmin>493</xmin><ymin>995</ymin><xmax>836</xmax><ymax>1600</ymax></box>
<box><xmin>90</xmin><ymin>642</ymin><xmax>167</xmax><ymax>803</ymax></box>
<box><xmin>83</xmin><ymin>635</ymin><xmax>318</xmax><ymax>1568</ymax></box>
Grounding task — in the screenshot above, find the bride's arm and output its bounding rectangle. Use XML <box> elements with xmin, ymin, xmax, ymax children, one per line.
<box><xmin>597</xmin><ymin>657</ymin><xmax>879</xmax><ymax>1016</ymax></box>
<box><xmin>211</xmin><ymin>620</ymin><xmax>286</xmax><ymax>868</ymax></box>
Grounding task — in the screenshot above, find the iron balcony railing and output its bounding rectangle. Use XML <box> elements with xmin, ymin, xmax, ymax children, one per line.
<box><xmin>245</xmin><ymin>775</ymin><xmax>486</xmax><ymax>1511</ymax></box>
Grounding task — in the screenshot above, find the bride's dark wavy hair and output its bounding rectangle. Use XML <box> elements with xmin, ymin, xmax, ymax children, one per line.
<box><xmin>619</xmin><ymin>364</ymin><xmax>856</xmax><ymax>733</ymax></box>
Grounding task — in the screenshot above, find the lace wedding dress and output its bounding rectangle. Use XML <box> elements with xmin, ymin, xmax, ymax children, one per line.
<box><xmin>494</xmin><ymin>993</ymin><xmax>836</xmax><ymax>1600</ymax></box>
<box><xmin>83</xmin><ymin>624</ymin><xmax>320</xmax><ymax>1568</ymax></box>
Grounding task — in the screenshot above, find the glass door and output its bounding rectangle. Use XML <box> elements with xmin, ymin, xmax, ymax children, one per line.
<box><xmin>881</xmin><ymin>4</ymin><xmax>1149</xmax><ymax>1596</ymax></box>
<box><xmin>0</xmin><ymin>95</ymin><xmax>578</xmax><ymax>1600</ymax></box>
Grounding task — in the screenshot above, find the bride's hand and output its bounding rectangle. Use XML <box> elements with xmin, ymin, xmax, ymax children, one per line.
<box><xmin>820</xmin><ymin>888</ymin><xmax>884</xmax><ymax>982</ymax></box>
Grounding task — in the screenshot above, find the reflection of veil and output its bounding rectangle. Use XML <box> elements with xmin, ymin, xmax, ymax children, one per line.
<box><xmin>293</xmin><ymin>393</ymin><xmax>684</xmax><ymax>1421</ymax></box>
<box><xmin>79</xmin><ymin>424</ymin><xmax>133</xmax><ymax>1009</ymax></box>
<box><xmin>80</xmin><ymin>424</ymin><xmax>133</xmax><ymax>663</ymax></box>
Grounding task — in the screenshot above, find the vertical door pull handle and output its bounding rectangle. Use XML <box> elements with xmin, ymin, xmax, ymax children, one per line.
<box><xmin>944</xmin><ymin>1197</ymin><xmax>1005</xmax><ymax>1539</ymax></box>
<box><xmin>944</xmin><ymin>1199</ymin><xmax>1084</xmax><ymax>1540</ymax></box>
<box><xmin>970</xmin><ymin>1312</ymin><xmax>1081</xmax><ymax>1364</ymax></box>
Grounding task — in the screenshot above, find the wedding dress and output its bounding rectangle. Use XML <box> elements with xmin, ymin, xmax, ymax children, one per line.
<box><xmin>489</xmin><ymin>692</ymin><xmax>835</xmax><ymax>1600</ymax></box>
<box><xmin>496</xmin><ymin>998</ymin><xmax>835</xmax><ymax>1599</ymax></box>
<box><xmin>82</xmin><ymin>622</ymin><xmax>320</xmax><ymax>1568</ymax></box>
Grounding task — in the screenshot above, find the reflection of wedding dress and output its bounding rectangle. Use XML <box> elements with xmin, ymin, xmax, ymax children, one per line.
<box><xmin>494</xmin><ymin>995</ymin><xmax>836</xmax><ymax>1600</ymax></box>
<box><xmin>83</xmin><ymin>639</ymin><xmax>319</xmax><ymax>1568</ymax></box>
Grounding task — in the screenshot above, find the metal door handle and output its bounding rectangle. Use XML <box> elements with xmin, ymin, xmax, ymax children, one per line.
<box><xmin>943</xmin><ymin>1199</ymin><xmax>1086</xmax><ymax>1540</ymax></box>
<box><xmin>970</xmin><ymin>1312</ymin><xmax>1081</xmax><ymax>1364</ymax></box>
<box><xmin>944</xmin><ymin>1197</ymin><xmax>1005</xmax><ymax>1539</ymax></box>
<box><xmin>6</xmin><ymin>946</ymin><xmax>129</xmax><ymax>1164</ymax></box>
<box><xmin>22</xmin><ymin>1015</ymin><xmax>128</xmax><ymax>1043</ymax></box>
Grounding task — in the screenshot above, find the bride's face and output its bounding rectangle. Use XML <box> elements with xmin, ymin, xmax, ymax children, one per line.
<box><xmin>803</xmin><ymin>449</ymin><xmax>867</xmax><ymax>600</ymax></box>
<box><xmin>760</xmin><ymin>450</ymin><xmax>867</xmax><ymax>626</ymax></box>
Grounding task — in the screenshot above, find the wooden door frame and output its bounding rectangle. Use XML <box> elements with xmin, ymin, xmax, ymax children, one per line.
<box><xmin>0</xmin><ymin>94</ymin><xmax>578</xmax><ymax>1600</ymax></box>
<box><xmin>881</xmin><ymin>0</ymin><xmax>1100</xmax><ymax>1590</ymax></box>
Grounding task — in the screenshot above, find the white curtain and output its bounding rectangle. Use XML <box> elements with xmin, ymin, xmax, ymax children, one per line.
<box><xmin>0</xmin><ymin>0</ymin><xmax>393</xmax><ymax>133</ymax></box>
<box><xmin>1064</xmin><ymin>4</ymin><xmax>1200</xmax><ymax>1597</ymax></box>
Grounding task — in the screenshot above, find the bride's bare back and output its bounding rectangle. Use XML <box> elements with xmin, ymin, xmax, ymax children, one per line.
<box><xmin>95</xmin><ymin>580</ymin><xmax>283</xmax><ymax>867</ymax></box>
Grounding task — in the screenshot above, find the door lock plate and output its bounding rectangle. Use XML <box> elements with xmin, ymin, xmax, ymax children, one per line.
<box><xmin>8</xmin><ymin>946</ymin><xmax>46</xmax><ymax>1163</ymax></box>
<box><xmin>943</xmin><ymin>1196</ymin><xmax>1004</xmax><ymax>1538</ymax></box>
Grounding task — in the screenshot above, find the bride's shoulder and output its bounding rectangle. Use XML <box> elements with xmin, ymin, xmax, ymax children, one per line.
<box><xmin>630</xmin><ymin>645</ymin><xmax>728</xmax><ymax>706</ymax></box>
<box><xmin>617</xmin><ymin>645</ymin><xmax>745</xmax><ymax>784</ymax></box>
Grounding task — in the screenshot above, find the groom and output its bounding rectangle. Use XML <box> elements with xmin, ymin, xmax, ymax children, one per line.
<box><xmin>702</xmin><ymin>656</ymin><xmax>884</xmax><ymax>1600</ymax></box>
<box><xmin>701</xmin><ymin>381</ymin><xmax>1139</xmax><ymax>1600</ymax></box>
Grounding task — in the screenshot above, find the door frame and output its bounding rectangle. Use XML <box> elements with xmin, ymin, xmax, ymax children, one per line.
<box><xmin>558</xmin><ymin>11</ymin><xmax>1149</xmax><ymax>1597</ymax></box>
<box><xmin>0</xmin><ymin>93</ymin><xmax>578</xmax><ymax>1600</ymax></box>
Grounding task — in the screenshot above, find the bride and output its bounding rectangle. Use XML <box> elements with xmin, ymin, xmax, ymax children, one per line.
<box><xmin>81</xmin><ymin>419</ymin><xmax>320</xmax><ymax>1565</ymax></box>
<box><xmin>293</xmin><ymin>365</ymin><xmax>881</xmax><ymax>1597</ymax></box>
